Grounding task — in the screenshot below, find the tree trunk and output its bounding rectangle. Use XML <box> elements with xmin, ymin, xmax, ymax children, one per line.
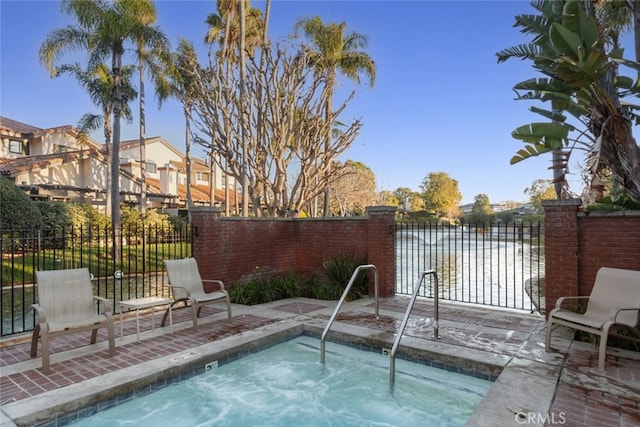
<box><xmin>185</xmin><ymin>108</ymin><xmax>193</xmax><ymax>222</ymax></box>
<box><xmin>633</xmin><ymin>0</ymin><xmax>640</xmax><ymax>66</ymax></box>
<box><xmin>239</xmin><ymin>0</ymin><xmax>248</xmax><ymax>216</ymax></box>
<box><xmin>209</xmin><ymin>150</ymin><xmax>216</xmax><ymax>206</ymax></box>
<box><xmin>322</xmin><ymin>76</ymin><xmax>335</xmax><ymax>216</ymax></box>
<box><xmin>111</xmin><ymin>51</ymin><xmax>122</xmax><ymax>263</ymax></box>
<box><xmin>139</xmin><ymin>57</ymin><xmax>147</xmax><ymax>214</ymax></box>
<box><xmin>104</xmin><ymin>115</ymin><xmax>112</xmax><ymax>217</ymax></box>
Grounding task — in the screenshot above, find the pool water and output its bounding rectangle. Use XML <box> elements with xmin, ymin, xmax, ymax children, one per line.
<box><xmin>69</xmin><ymin>335</ymin><xmax>492</xmax><ymax>426</ymax></box>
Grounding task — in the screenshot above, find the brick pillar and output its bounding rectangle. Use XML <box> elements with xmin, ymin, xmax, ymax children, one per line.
<box><xmin>190</xmin><ymin>207</ymin><xmax>224</xmax><ymax>291</ymax></box>
<box><xmin>366</xmin><ymin>206</ymin><xmax>397</xmax><ymax>297</ymax></box>
<box><xmin>542</xmin><ymin>199</ymin><xmax>581</xmax><ymax>318</ymax></box>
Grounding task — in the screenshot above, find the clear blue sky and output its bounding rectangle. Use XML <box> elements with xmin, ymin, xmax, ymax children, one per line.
<box><xmin>1</xmin><ymin>1</ymin><xmax>635</xmax><ymax>204</ymax></box>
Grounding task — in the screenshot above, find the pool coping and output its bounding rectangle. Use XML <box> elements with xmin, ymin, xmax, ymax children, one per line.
<box><xmin>2</xmin><ymin>320</ymin><xmax>303</xmax><ymax>427</ymax></box>
<box><xmin>1</xmin><ymin>313</ymin><xmax>563</xmax><ymax>427</ymax></box>
<box><xmin>2</xmin><ymin>297</ymin><xmax>586</xmax><ymax>427</ymax></box>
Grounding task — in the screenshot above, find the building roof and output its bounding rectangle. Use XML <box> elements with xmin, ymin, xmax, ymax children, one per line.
<box><xmin>145</xmin><ymin>178</ymin><xmax>234</xmax><ymax>204</ymax></box>
<box><xmin>0</xmin><ymin>149</ymin><xmax>102</xmax><ymax>176</ymax></box>
<box><xmin>0</xmin><ymin>116</ymin><xmax>43</xmax><ymax>135</ymax></box>
<box><xmin>121</xmin><ymin>136</ymin><xmax>185</xmax><ymax>159</ymax></box>
<box><xmin>0</xmin><ymin>116</ymin><xmax>102</xmax><ymax>149</ymax></box>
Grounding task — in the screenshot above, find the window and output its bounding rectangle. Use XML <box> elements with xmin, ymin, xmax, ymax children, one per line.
<box><xmin>9</xmin><ymin>140</ymin><xmax>23</xmax><ymax>154</ymax></box>
<box><xmin>56</xmin><ymin>145</ymin><xmax>73</xmax><ymax>153</ymax></box>
<box><xmin>146</xmin><ymin>162</ymin><xmax>157</xmax><ymax>173</ymax></box>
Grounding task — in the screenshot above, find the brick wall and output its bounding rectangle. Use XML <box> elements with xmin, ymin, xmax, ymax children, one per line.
<box><xmin>189</xmin><ymin>206</ymin><xmax>397</xmax><ymax>297</ymax></box>
<box><xmin>543</xmin><ymin>199</ymin><xmax>640</xmax><ymax>316</ymax></box>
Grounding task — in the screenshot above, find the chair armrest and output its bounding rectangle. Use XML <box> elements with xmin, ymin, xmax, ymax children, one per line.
<box><xmin>609</xmin><ymin>307</ymin><xmax>640</xmax><ymax>322</ymax></box>
<box><xmin>554</xmin><ymin>296</ymin><xmax>590</xmax><ymax>310</ymax></box>
<box><xmin>202</xmin><ymin>279</ymin><xmax>226</xmax><ymax>291</ymax></box>
<box><xmin>166</xmin><ymin>284</ymin><xmax>191</xmax><ymax>297</ymax></box>
<box><xmin>93</xmin><ymin>296</ymin><xmax>113</xmax><ymax>314</ymax></box>
<box><xmin>32</xmin><ymin>304</ymin><xmax>47</xmax><ymax>324</ymax></box>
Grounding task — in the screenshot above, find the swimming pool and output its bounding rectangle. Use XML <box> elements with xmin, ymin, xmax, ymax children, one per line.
<box><xmin>68</xmin><ymin>335</ymin><xmax>492</xmax><ymax>426</ymax></box>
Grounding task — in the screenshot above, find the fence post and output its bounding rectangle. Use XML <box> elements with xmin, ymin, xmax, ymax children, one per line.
<box><xmin>190</xmin><ymin>207</ymin><xmax>224</xmax><ymax>290</ymax></box>
<box><xmin>542</xmin><ymin>198</ymin><xmax>581</xmax><ymax>318</ymax></box>
<box><xmin>366</xmin><ymin>206</ymin><xmax>397</xmax><ymax>297</ymax></box>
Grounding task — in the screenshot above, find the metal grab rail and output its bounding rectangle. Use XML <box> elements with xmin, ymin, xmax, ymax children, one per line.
<box><xmin>321</xmin><ymin>264</ymin><xmax>378</xmax><ymax>364</ymax></box>
<box><xmin>390</xmin><ymin>269</ymin><xmax>439</xmax><ymax>386</ymax></box>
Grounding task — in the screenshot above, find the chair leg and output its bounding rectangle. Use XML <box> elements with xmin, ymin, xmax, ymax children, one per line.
<box><xmin>192</xmin><ymin>302</ymin><xmax>199</xmax><ymax>331</ymax></box>
<box><xmin>598</xmin><ymin>323</ymin><xmax>613</xmax><ymax>370</ymax></box>
<box><xmin>30</xmin><ymin>325</ymin><xmax>41</xmax><ymax>358</ymax></box>
<box><xmin>106</xmin><ymin>317</ymin><xmax>116</xmax><ymax>357</ymax></box>
<box><xmin>161</xmin><ymin>299</ymin><xmax>188</xmax><ymax>327</ymax></box>
<box><xmin>90</xmin><ymin>327</ymin><xmax>98</xmax><ymax>344</ymax></box>
<box><xmin>545</xmin><ymin>319</ymin><xmax>554</xmax><ymax>352</ymax></box>
<box><xmin>226</xmin><ymin>296</ymin><xmax>232</xmax><ymax>320</ymax></box>
<box><xmin>41</xmin><ymin>329</ymin><xmax>50</xmax><ymax>373</ymax></box>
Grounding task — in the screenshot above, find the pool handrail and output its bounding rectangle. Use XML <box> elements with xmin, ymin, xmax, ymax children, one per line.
<box><xmin>320</xmin><ymin>264</ymin><xmax>378</xmax><ymax>364</ymax></box>
<box><xmin>390</xmin><ymin>269</ymin><xmax>439</xmax><ymax>386</ymax></box>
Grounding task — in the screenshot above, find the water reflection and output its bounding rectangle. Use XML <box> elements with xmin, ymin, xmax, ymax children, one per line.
<box><xmin>396</xmin><ymin>225</ymin><xmax>544</xmax><ymax>311</ymax></box>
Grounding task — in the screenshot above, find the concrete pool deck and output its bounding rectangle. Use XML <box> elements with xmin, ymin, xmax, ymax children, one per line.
<box><xmin>1</xmin><ymin>296</ymin><xmax>639</xmax><ymax>426</ymax></box>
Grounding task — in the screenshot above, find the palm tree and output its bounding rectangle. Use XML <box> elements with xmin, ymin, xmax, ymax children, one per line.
<box><xmin>205</xmin><ymin>0</ymin><xmax>264</xmax><ymax>62</ymax></box>
<box><xmin>498</xmin><ymin>0</ymin><xmax>640</xmax><ymax>203</ymax></box>
<box><xmin>57</xmin><ymin>62</ymin><xmax>137</xmax><ymax>215</ymax></box>
<box><xmin>496</xmin><ymin>0</ymin><xmax>578</xmax><ymax>198</ymax></box>
<box><xmin>205</xmin><ymin>0</ymin><xmax>264</xmax><ymax>216</ymax></box>
<box><xmin>295</xmin><ymin>17</ymin><xmax>376</xmax><ymax>216</ymax></box>
<box><xmin>40</xmin><ymin>0</ymin><xmax>171</xmax><ymax>260</ymax></box>
<box><xmin>165</xmin><ymin>38</ymin><xmax>200</xmax><ymax>220</ymax></box>
<box><xmin>133</xmin><ymin>1</ymin><xmax>170</xmax><ymax>215</ymax></box>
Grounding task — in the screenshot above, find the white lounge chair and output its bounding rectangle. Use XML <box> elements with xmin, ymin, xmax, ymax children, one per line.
<box><xmin>31</xmin><ymin>268</ymin><xmax>116</xmax><ymax>373</ymax></box>
<box><xmin>545</xmin><ymin>266</ymin><xmax>640</xmax><ymax>369</ymax></box>
<box><xmin>163</xmin><ymin>258</ymin><xmax>232</xmax><ymax>331</ymax></box>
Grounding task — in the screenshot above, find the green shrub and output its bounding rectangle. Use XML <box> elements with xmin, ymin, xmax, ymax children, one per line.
<box><xmin>298</xmin><ymin>273</ymin><xmax>340</xmax><ymax>300</ymax></box>
<box><xmin>229</xmin><ymin>274</ymin><xmax>302</xmax><ymax>305</ymax></box>
<box><xmin>0</xmin><ymin>177</ymin><xmax>43</xmax><ymax>230</ymax></box>
<box><xmin>322</xmin><ymin>252</ymin><xmax>369</xmax><ymax>301</ymax></box>
<box><xmin>229</xmin><ymin>253</ymin><xmax>371</xmax><ymax>306</ymax></box>
<box><xmin>272</xmin><ymin>274</ymin><xmax>302</xmax><ymax>300</ymax></box>
<box><xmin>67</xmin><ymin>202</ymin><xmax>110</xmax><ymax>229</ymax></box>
<box><xmin>35</xmin><ymin>201</ymin><xmax>73</xmax><ymax>230</ymax></box>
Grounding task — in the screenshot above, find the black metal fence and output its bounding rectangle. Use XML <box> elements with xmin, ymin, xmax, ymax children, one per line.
<box><xmin>395</xmin><ymin>221</ymin><xmax>545</xmax><ymax>313</ymax></box>
<box><xmin>1</xmin><ymin>225</ymin><xmax>192</xmax><ymax>337</ymax></box>
<box><xmin>2</xmin><ymin>221</ymin><xmax>544</xmax><ymax>338</ymax></box>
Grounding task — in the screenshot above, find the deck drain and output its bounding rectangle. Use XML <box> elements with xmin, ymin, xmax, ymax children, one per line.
<box><xmin>170</xmin><ymin>351</ymin><xmax>200</xmax><ymax>362</ymax></box>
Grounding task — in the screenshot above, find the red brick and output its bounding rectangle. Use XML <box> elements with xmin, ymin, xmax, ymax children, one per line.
<box><xmin>191</xmin><ymin>207</ymin><xmax>397</xmax><ymax>297</ymax></box>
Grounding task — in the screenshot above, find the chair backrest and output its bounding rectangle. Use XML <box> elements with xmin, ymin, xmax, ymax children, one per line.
<box><xmin>164</xmin><ymin>258</ymin><xmax>204</xmax><ymax>300</ymax></box>
<box><xmin>35</xmin><ymin>268</ymin><xmax>96</xmax><ymax>324</ymax></box>
<box><xmin>586</xmin><ymin>267</ymin><xmax>640</xmax><ymax>327</ymax></box>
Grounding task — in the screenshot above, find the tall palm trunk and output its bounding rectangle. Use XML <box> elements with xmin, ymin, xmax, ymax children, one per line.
<box><xmin>139</xmin><ymin>51</ymin><xmax>147</xmax><ymax>214</ymax></box>
<box><xmin>239</xmin><ymin>0</ymin><xmax>248</xmax><ymax>216</ymax></box>
<box><xmin>185</xmin><ymin>106</ymin><xmax>193</xmax><ymax>221</ymax></box>
<box><xmin>551</xmin><ymin>103</ymin><xmax>564</xmax><ymax>199</ymax></box>
<box><xmin>111</xmin><ymin>50</ymin><xmax>123</xmax><ymax>262</ymax></box>
<box><xmin>104</xmin><ymin>113</ymin><xmax>112</xmax><ymax>216</ymax></box>
<box><xmin>322</xmin><ymin>75</ymin><xmax>335</xmax><ymax>216</ymax></box>
<box><xmin>633</xmin><ymin>0</ymin><xmax>640</xmax><ymax>65</ymax></box>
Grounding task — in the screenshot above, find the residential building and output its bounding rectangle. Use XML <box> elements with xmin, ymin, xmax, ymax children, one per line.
<box><xmin>0</xmin><ymin>116</ymin><xmax>236</xmax><ymax>213</ymax></box>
